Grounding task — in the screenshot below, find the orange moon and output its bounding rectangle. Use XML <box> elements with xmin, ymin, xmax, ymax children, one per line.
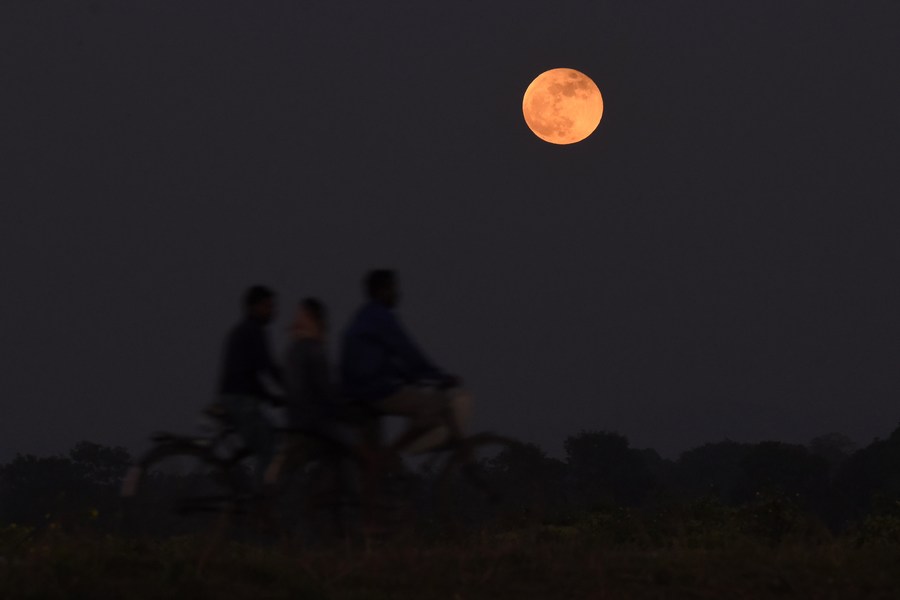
<box><xmin>522</xmin><ymin>68</ymin><xmax>604</xmax><ymax>145</ymax></box>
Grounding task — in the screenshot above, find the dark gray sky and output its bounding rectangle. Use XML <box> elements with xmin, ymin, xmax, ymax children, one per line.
<box><xmin>2</xmin><ymin>1</ymin><xmax>900</xmax><ymax>460</ymax></box>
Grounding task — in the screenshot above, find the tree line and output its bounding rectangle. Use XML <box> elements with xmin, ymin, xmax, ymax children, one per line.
<box><xmin>3</xmin><ymin>425</ymin><xmax>900</xmax><ymax>532</ymax></box>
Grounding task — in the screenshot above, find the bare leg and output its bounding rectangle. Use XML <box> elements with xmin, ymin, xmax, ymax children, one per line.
<box><xmin>381</xmin><ymin>387</ymin><xmax>465</xmax><ymax>454</ymax></box>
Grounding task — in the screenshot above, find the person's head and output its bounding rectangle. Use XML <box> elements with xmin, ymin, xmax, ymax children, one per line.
<box><xmin>291</xmin><ymin>297</ymin><xmax>328</xmax><ymax>340</ymax></box>
<box><xmin>243</xmin><ymin>285</ymin><xmax>276</xmax><ymax>324</ymax></box>
<box><xmin>365</xmin><ymin>269</ymin><xmax>399</xmax><ymax>307</ymax></box>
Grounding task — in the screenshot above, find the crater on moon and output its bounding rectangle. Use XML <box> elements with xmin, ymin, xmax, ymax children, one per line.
<box><xmin>522</xmin><ymin>68</ymin><xmax>603</xmax><ymax>145</ymax></box>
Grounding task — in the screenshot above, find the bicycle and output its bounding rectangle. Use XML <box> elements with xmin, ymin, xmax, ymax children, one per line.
<box><xmin>121</xmin><ymin>393</ymin><xmax>515</xmax><ymax>539</ymax></box>
<box><xmin>119</xmin><ymin>403</ymin><xmax>353</xmax><ymax>541</ymax></box>
<box><xmin>335</xmin><ymin>388</ymin><xmax>517</xmax><ymax>533</ymax></box>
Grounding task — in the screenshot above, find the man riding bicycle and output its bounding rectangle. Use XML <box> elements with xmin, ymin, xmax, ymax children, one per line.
<box><xmin>217</xmin><ymin>285</ymin><xmax>282</xmax><ymax>488</ymax></box>
<box><xmin>340</xmin><ymin>270</ymin><xmax>468</xmax><ymax>455</ymax></box>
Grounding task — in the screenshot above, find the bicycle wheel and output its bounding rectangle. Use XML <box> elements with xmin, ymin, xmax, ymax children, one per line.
<box><xmin>122</xmin><ymin>439</ymin><xmax>248</xmax><ymax>536</ymax></box>
<box><xmin>431</xmin><ymin>432</ymin><xmax>517</xmax><ymax>526</ymax></box>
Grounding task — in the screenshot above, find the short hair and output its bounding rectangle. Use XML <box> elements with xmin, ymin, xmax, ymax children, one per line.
<box><xmin>365</xmin><ymin>269</ymin><xmax>396</xmax><ymax>299</ymax></box>
<box><xmin>300</xmin><ymin>297</ymin><xmax>328</xmax><ymax>330</ymax></box>
<box><xmin>243</xmin><ymin>285</ymin><xmax>274</xmax><ymax>310</ymax></box>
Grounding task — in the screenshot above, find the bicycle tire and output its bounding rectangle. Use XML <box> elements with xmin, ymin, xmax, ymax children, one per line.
<box><xmin>431</xmin><ymin>432</ymin><xmax>518</xmax><ymax>524</ymax></box>
<box><xmin>121</xmin><ymin>440</ymin><xmax>247</xmax><ymax>536</ymax></box>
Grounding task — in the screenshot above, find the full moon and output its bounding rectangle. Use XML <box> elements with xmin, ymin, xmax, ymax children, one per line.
<box><xmin>522</xmin><ymin>68</ymin><xmax>604</xmax><ymax>145</ymax></box>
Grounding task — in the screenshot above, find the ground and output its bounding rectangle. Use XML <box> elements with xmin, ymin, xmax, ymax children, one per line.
<box><xmin>2</xmin><ymin>522</ymin><xmax>899</xmax><ymax>599</ymax></box>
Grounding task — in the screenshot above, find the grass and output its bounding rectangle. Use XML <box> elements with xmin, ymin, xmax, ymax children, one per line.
<box><xmin>3</xmin><ymin>515</ymin><xmax>900</xmax><ymax>600</ymax></box>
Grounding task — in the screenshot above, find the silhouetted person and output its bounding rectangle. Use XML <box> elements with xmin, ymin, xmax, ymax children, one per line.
<box><xmin>283</xmin><ymin>298</ymin><xmax>355</xmax><ymax>525</ymax></box>
<box><xmin>283</xmin><ymin>297</ymin><xmax>340</xmax><ymax>439</ymax></box>
<box><xmin>218</xmin><ymin>285</ymin><xmax>282</xmax><ymax>488</ymax></box>
<box><xmin>340</xmin><ymin>270</ymin><xmax>465</xmax><ymax>453</ymax></box>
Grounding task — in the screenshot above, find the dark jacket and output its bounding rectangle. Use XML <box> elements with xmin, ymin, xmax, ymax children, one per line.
<box><xmin>339</xmin><ymin>301</ymin><xmax>444</xmax><ymax>402</ymax></box>
<box><xmin>284</xmin><ymin>338</ymin><xmax>337</xmax><ymax>431</ymax></box>
<box><xmin>218</xmin><ymin>316</ymin><xmax>281</xmax><ymax>398</ymax></box>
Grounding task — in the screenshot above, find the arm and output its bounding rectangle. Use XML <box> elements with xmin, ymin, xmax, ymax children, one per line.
<box><xmin>261</xmin><ymin>338</ymin><xmax>283</xmax><ymax>384</ymax></box>
<box><xmin>250</xmin><ymin>326</ymin><xmax>283</xmax><ymax>396</ymax></box>
<box><xmin>377</xmin><ymin>310</ymin><xmax>445</xmax><ymax>381</ymax></box>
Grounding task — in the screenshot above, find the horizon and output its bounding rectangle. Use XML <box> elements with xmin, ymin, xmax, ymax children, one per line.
<box><xmin>2</xmin><ymin>410</ymin><xmax>894</xmax><ymax>464</ymax></box>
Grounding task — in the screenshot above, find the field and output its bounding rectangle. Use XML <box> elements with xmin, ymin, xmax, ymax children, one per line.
<box><xmin>3</xmin><ymin>514</ymin><xmax>900</xmax><ymax>599</ymax></box>
<box><xmin>5</xmin><ymin>434</ymin><xmax>900</xmax><ymax>598</ymax></box>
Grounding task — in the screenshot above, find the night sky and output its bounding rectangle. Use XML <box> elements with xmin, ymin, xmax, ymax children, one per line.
<box><xmin>3</xmin><ymin>1</ymin><xmax>900</xmax><ymax>461</ymax></box>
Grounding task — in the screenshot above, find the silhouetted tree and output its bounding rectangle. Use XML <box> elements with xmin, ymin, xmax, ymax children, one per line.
<box><xmin>635</xmin><ymin>447</ymin><xmax>676</xmax><ymax>503</ymax></box>
<box><xmin>484</xmin><ymin>440</ymin><xmax>567</xmax><ymax>517</ymax></box>
<box><xmin>0</xmin><ymin>453</ymin><xmax>82</xmax><ymax>525</ymax></box>
<box><xmin>564</xmin><ymin>431</ymin><xmax>655</xmax><ymax>507</ymax></box>
<box><xmin>733</xmin><ymin>441</ymin><xmax>830</xmax><ymax>508</ymax></box>
<box><xmin>674</xmin><ymin>440</ymin><xmax>753</xmax><ymax>503</ymax></box>
<box><xmin>808</xmin><ymin>432</ymin><xmax>857</xmax><ymax>475</ymax></box>
<box><xmin>835</xmin><ymin>423</ymin><xmax>900</xmax><ymax>520</ymax></box>
<box><xmin>0</xmin><ymin>441</ymin><xmax>131</xmax><ymax>527</ymax></box>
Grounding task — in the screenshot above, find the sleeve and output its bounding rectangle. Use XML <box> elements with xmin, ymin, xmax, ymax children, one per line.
<box><xmin>377</xmin><ymin>310</ymin><xmax>445</xmax><ymax>381</ymax></box>
<box><xmin>262</xmin><ymin>339</ymin><xmax>283</xmax><ymax>384</ymax></box>
<box><xmin>253</xmin><ymin>327</ymin><xmax>282</xmax><ymax>386</ymax></box>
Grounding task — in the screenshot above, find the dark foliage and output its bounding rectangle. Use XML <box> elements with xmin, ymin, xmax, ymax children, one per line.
<box><xmin>0</xmin><ymin>441</ymin><xmax>131</xmax><ymax>528</ymax></box>
<box><xmin>564</xmin><ymin>431</ymin><xmax>656</xmax><ymax>508</ymax></box>
<box><xmin>4</xmin><ymin>423</ymin><xmax>900</xmax><ymax>532</ymax></box>
<box><xmin>834</xmin><ymin>425</ymin><xmax>900</xmax><ymax>520</ymax></box>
